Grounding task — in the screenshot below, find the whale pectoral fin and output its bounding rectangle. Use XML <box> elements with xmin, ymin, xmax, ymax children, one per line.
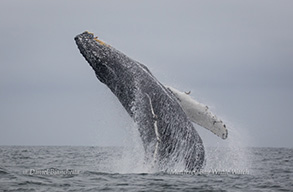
<box><xmin>165</xmin><ymin>86</ymin><xmax>228</xmax><ymax>140</ymax></box>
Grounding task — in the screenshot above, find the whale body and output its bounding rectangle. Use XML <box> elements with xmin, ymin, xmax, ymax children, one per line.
<box><xmin>74</xmin><ymin>31</ymin><xmax>205</xmax><ymax>171</ymax></box>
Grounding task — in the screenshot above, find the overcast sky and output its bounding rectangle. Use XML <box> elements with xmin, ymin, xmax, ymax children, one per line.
<box><xmin>0</xmin><ymin>0</ymin><xmax>292</xmax><ymax>148</ymax></box>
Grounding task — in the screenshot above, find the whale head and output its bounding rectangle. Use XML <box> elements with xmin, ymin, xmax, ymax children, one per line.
<box><xmin>75</xmin><ymin>31</ymin><xmax>154</xmax><ymax>87</ymax></box>
<box><xmin>74</xmin><ymin>31</ymin><xmax>125</xmax><ymax>85</ymax></box>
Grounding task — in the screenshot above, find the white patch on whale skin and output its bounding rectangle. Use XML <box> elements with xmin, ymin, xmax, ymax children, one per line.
<box><xmin>145</xmin><ymin>93</ymin><xmax>161</xmax><ymax>166</ymax></box>
<box><xmin>166</xmin><ymin>86</ymin><xmax>228</xmax><ymax>140</ymax></box>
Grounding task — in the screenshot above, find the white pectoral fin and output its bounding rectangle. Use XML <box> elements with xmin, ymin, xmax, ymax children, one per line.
<box><xmin>166</xmin><ymin>86</ymin><xmax>228</xmax><ymax>140</ymax></box>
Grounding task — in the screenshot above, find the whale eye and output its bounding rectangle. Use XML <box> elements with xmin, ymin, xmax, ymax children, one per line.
<box><xmin>223</xmin><ymin>124</ymin><xmax>226</xmax><ymax>128</ymax></box>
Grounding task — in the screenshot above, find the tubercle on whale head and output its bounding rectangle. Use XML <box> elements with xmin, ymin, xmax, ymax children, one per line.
<box><xmin>94</xmin><ymin>37</ymin><xmax>109</xmax><ymax>46</ymax></box>
<box><xmin>75</xmin><ymin>31</ymin><xmax>110</xmax><ymax>47</ymax></box>
<box><xmin>85</xmin><ymin>30</ymin><xmax>94</xmax><ymax>36</ymax></box>
<box><xmin>85</xmin><ymin>31</ymin><xmax>110</xmax><ymax>47</ymax></box>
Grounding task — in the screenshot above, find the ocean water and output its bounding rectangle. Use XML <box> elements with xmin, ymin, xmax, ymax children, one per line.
<box><xmin>0</xmin><ymin>146</ymin><xmax>292</xmax><ymax>191</ymax></box>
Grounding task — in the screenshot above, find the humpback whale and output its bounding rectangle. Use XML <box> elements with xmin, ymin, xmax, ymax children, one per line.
<box><xmin>74</xmin><ymin>31</ymin><xmax>226</xmax><ymax>171</ymax></box>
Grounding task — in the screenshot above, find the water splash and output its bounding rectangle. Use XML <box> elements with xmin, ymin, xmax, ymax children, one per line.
<box><xmin>202</xmin><ymin>121</ymin><xmax>252</xmax><ymax>174</ymax></box>
<box><xmin>96</xmin><ymin>81</ymin><xmax>251</xmax><ymax>174</ymax></box>
<box><xmin>118</xmin><ymin>122</ymin><xmax>151</xmax><ymax>173</ymax></box>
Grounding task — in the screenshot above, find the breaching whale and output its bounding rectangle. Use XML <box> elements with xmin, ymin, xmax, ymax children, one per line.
<box><xmin>74</xmin><ymin>31</ymin><xmax>227</xmax><ymax>171</ymax></box>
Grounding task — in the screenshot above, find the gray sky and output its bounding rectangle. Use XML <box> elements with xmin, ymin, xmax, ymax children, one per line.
<box><xmin>0</xmin><ymin>0</ymin><xmax>292</xmax><ymax>148</ymax></box>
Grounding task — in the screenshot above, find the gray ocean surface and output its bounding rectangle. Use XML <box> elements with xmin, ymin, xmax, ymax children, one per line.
<box><xmin>0</xmin><ymin>146</ymin><xmax>292</xmax><ymax>192</ymax></box>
